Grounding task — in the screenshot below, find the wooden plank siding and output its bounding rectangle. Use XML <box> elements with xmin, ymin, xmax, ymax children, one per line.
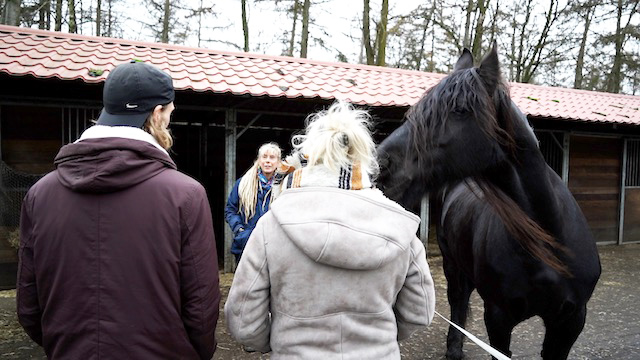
<box><xmin>568</xmin><ymin>135</ymin><xmax>623</xmax><ymax>243</ymax></box>
<box><xmin>623</xmin><ymin>188</ymin><xmax>640</xmax><ymax>243</ymax></box>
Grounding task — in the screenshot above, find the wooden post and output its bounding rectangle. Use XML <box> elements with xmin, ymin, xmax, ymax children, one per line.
<box><xmin>618</xmin><ymin>138</ymin><xmax>627</xmax><ymax>245</ymax></box>
<box><xmin>224</xmin><ymin>109</ymin><xmax>237</xmax><ymax>273</ymax></box>
<box><xmin>420</xmin><ymin>193</ymin><xmax>429</xmax><ymax>253</ymax></box>
<box><xmin>562</xmin><ymin>132</ymin><xmax>570</xmax><ymax>184</ymax></box>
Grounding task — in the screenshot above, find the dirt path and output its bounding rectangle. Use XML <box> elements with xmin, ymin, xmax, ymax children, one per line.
<box><xmin>1</xmin><ymin>243</ymin><xmax>639</xmax><ymax>359</ymax></box>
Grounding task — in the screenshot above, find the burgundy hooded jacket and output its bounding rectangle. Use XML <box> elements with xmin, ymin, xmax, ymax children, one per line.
<box><xmin>17</xmin><ymin>136</ymin><xmax>220</xmax><ymax>359</ymax></box>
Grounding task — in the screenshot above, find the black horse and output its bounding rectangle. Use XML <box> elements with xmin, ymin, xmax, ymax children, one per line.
<box><xmin>377</xmin><ymin>45</ymin><xmax>601</xmax><ymax>359</ymax></box>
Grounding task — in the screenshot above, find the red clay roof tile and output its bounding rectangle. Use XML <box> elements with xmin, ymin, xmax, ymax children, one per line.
<box><xmin>1</xmin><ymin>25</ymin><xmax>640</xmax><ymax>125</ymax></box>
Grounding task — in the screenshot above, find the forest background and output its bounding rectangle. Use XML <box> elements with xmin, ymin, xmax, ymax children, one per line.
<box><xmin>1</xmin><ymin>0</ymin><xmax>639</xmax><ymax>95</ymax></box>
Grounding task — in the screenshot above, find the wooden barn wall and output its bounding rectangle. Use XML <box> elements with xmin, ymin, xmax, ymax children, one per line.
<box><xmin>623</xmin><ymin>189</ymin><xmax>640</xmax><ymax>243</ymax></box>
<box><xmin>568</xmin><ymin>135</ymin><xmax>623</xmax><ymax>243</ymax></box>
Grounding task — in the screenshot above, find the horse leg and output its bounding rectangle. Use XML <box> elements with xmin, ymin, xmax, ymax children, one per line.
<box><xmin>484</xmin><ymin>303</ymin><xmax>516</xmax><ymax>359</ymax></box>
<box><xmin>443</xmin><ymin>260</ymin><xmax>475</xmax><ymax>360</ymax></box>
<box><xmin>541</xmin><ymin>304</ymin><xmax>586</xmax><ymax>360</ymax></box>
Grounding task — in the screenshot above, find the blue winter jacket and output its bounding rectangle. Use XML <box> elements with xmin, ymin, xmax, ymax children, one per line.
<box><xmin>224</xmin><ymin>178</ymin><xmax>272</xmax><ymax>255</ymax></box>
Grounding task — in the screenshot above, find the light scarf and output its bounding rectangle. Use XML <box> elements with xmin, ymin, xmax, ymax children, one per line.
<box><xmin>281</xmin><ymin>162</ymin><xmax>372</xmax><ymax>191</ymax></box>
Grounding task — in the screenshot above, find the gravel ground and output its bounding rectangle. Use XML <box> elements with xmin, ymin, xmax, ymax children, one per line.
<box><xmin>1</xmin><ymin>243</ymin><xmax>638</xmax><ymax>359</ymax></box>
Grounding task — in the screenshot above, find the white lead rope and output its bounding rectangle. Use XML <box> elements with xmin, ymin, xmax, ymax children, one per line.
<box><xmin>434</xmin><ymin>311</ymin><xmax>511</xmax><ymax>360</ymax></box>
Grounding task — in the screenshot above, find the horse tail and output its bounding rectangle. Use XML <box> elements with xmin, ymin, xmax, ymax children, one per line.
<box><xmin>474</xmin><ymin>179</ymin><xmax>572</xmax><ymax>278</ymax></box>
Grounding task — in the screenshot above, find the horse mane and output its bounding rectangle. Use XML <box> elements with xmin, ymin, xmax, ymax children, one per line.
<box><xmin>405</xmin><ymin>68</ymin><xmax>516</xmax><ymax>170</ymax></box>
<box><xmin>408</xmin><ymin>67</ymin><xmax>572</xmax><ymax>277</ymax></box>
<box><xmin>473</xmin><ymin>179</ymin><xmax>572</xmax><ymax>277</ymax></box>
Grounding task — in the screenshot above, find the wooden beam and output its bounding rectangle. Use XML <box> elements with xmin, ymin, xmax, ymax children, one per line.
<box><xmin>420</xmin><ymin>193</ymin><xmax>429</xmax><ymax>253</ymax></box>
<box><xmin>224</xmin><ymin>109</ymin><xmax>237</xmax><ymax>273</ymax></box>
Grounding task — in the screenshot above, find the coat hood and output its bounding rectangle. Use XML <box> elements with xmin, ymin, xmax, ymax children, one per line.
<box><xmin>270</xmin><ymin>187</ymin><xmax>420</xmax><ymax>270</ymax></box>
<box><xmin>54</xmin><ymin>137</ymin><xmax>176</xmax><ymax>193</ymax></box>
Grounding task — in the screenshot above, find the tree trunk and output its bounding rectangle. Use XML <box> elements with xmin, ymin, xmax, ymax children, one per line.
<box><xmin>363</xmin><ymin>0</ymin><xmax>374</xmax><ymax>65</ymax></box>
<box><xmin>489</xmin><ymin>0</ymin><xmax>499</xmax><ymax>46</ymax></box>
<box><xmin>2</xmin><ymin>0</ymin><xmax>21</xmax><ymax>26</ymax></box>
<box><xmin>574</xmin><ymin>3</ymin><xmax>595</xmax><ymax>89</ymax></box>
<box><xmin>416</xmin><ymin>6</ymin><xmax>434</xmax><ymax>71</ymax></box>
<box><xmin>107</xmin><ymin>0</ymin><xmax>112</xmax><ymax>36</ymax></box>
<box><xmin>241</xmin><ymin>0</ymin><xmax>249</xmax><ymax>52</ymax></box>
<box><xmin>471</xmin><ymin>0</ymin><xmax>487</xmax><ymax>60</ymax></box>
<box><xmin>38</xmin><ymin>0</ymin><xmax>50</xmax><ymax>29</ymax></box>
<box><xmin>54</xmin><ymin>0</ymin><xmax>62</xmax><ymax>31</ymax></box>
<box><xmin>375</xmin><ymin>0</ymin><xmax>388</xmax><ymax>66</ymax></box>
<box><xmin>96</xmin><ymin>0</ymin><xmax>102</xmax><ymax>36</ymax></box>
<box><xmin>288</xmin><ymin>0</ymin><xmax>299</xmax><ymax>56</ymax></box>
<box><xmin>161</xmin><ymin>0</ymin><xmax>170</xmax><ymax>43</ymax></box>
<box><xmin>463</xmin><ymin>0</ymin><xmax>474</xmax><ymax>49</ymax></box>
<box><xmin>68</xmin><ymin>0</ymin><xmax>77</xmax><ymax>33</ymax></box>
<box><xmin>300</xmin><ymin>0</ymin><xmax>310</xmax><ymax>58</ymax></box>
<box><xmin>607</xmin><ymin>0</ymin><xmax>633</xmax><ymax>93</ymax></box>
<box><xmin>515</xmin><ymin>0</ymin><xmax>532</xmax><ymax>82</ymax></box>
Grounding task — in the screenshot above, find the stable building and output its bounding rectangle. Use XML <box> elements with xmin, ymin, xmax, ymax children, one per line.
<box><xmin>1</xmin><ymin>25</ymin><xmax>640</xmax><ymax>286</ymax></box>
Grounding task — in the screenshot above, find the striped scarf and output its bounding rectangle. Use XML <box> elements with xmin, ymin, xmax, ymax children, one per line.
<box><xmin>282</xmin><ymin>162</ymin><xmax>372</xmax><ymax>191</ymax></box>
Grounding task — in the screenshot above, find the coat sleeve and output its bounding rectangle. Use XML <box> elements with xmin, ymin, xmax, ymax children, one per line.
<box><xmin>16</xmin><ymin>192</ymin><xmax>43</xmax><ymax>346</ymax></box>
<box><xmin>180</xmin><ymin>185</ymin><xmax>221</xmax><ymax>360</ymax></box>
<box><xmin>394</xmin><ymin>237</ymin><xmax>436</xmax><ymax>341</ymax></box>
<box><xmin>224</xmin><ymin>218</ymin><xmax>271</xmax><ymax>353</ymax></box>
<box><xmin>224</xmin><ymin>180</ymin><xmax>244</xmax><ymax>233</ymax></box>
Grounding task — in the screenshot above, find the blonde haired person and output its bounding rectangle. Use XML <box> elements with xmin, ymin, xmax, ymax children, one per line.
<box><xmin>224</xmin><ymin>142</ymin><xmax>282</xmax><ymax>264</ymax></box>
<box><xmin>225</xmin><ymin>101</ymin><xmax>436</xmax><ymax>359</ymax></box>
<box><xmin>17</xmin><ymin>61</ymin><xmax>220</xmax><ymax>359</ymax></box>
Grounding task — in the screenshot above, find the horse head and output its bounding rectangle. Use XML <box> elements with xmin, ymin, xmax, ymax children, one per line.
<box><xmin>378</xmin><ymin>44</ymin><xmax>516</xmax><ymax>205</ymax></box>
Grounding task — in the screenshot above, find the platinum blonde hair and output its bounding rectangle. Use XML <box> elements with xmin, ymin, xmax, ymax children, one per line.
<box><xmin>293</xmin><ymin>100</ymin><xmax>378</xmax><ymax>176</ymax></box>
<box><xmin>238</xmin><ymin>142</ymin><xmax>282</xmax><ymax>220</ymax></box>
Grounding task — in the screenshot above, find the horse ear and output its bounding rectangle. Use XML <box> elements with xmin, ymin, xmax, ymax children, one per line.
<box><xmin>454</xmin><ymin>48</ymin><xmax>474</xmax><ymax>71</ymax></box>
<box><xmin>478</xmin><ymin>41</ymin><xmax>501</xmax><ymax>95</ymax></box>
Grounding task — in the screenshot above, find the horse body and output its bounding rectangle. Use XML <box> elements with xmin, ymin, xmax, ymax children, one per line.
<box><xmin>377</xmin><ymin>45</ymin><xmax>600</xmax><ymax>359</ymax></box>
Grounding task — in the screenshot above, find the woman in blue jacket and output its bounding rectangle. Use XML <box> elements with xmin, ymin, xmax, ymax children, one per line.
<box><xmin>225</xmin><ymin>142</ymin><xmax>282</xmax><ymax>264</ymax></box>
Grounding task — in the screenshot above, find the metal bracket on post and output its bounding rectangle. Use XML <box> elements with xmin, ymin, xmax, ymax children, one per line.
<box><xmin>420</xmin><ymin>193</ymin><xmax>430</xmax><ymax>254</ymax></box>
<box><xmin>224</xmin><ymin>109</ymin><xmax>237</xmax><ymax>273</ymax></box>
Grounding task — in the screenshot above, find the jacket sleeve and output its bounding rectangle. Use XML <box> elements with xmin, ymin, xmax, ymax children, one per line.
<box><xmin>224</xmin><ymin>218</ymin><xmax>271</xmax><ymax>353</ymax></box>
<box><xmin>16</xmin><ymin>192</ymin><xmax>43</xmax><ymax>345</ymax></box>
<box><xmin>394</xmin><ymin>237</ymin><xmax>436</xmax><ymax>341</ymax></box>
<box><xmin>180</xmin><ymin>185</ymin><xmax>221</xmax><ymax>360</ymax></box>
<box><xmin>224</xmin><ymin>180</ymin><xmax>244</xmax><ymax>233</ymax></box>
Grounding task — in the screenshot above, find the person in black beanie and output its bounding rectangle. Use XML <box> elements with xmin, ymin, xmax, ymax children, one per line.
<box><xmin>17</xmin><ymin>61</ymin><xmax>221</xmax><ymax>359</ymax></box>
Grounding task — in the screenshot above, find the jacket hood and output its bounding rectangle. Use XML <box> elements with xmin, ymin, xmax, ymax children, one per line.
<box><xmin>270</xmin><ymin>187</ymin><xmax>420</xmax><ymax>270</ymax></box>
<box><xmin>54</xmin><ymin>137</ymin><xmax>176</xmax><ymax>193</ymax></box>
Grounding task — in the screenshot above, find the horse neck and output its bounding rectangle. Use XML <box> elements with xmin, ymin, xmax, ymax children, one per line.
<box><xmin>486</xmin><ymin>113</ymin><xmax>563</xmax><ymax>233</ymax></box>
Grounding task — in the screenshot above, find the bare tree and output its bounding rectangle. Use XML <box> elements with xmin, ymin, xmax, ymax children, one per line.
<box><xmin>161</xmin><ymin>0</ymin><xmax>170</xmax><ymax>42</ymax></box>
<box><xmin>463</xmin><ymin>0</ymin><xmax>473</xmax><ymax>48</ymax></box>
<box><xmin>95</xmin><ymin>0</ymin><xmax>101</xmax><ymax>36</ymax></box>
<box><xmin>362</xmin><ymin>0</ymin><xmax>389</xmax><ymax>66</ymax></box>
<box><xmin>1</xmin><ymin>0</ymin><xmax>21</xmax><ymax>25</ymax></box>
<box><xmin>287</xmin><ymin>0</ymin><xmax>299</xmax><ymax>56</ymax></box>
<box><xmin>470</xmin><ymin>0</ymin><xmax>488</xmax><ymax>60</ymax></box>
<box><xmin>39</xmin><ymin>0</ymin><xmax>50</xmax><ymax>29</ymax></box>
<box><xmin>241</xmin><ymin>0</ymin><xmax>249</xmax><ymax>52</ymax></box>
<box><xmin>510</xmin><ymin>0</ymin><xmax>562</xmax><ymax>83</ymax></box>
<box><xmin>375</xmin><ymin>0</ymin><xmax>388</xmax><ymax>66</ymax></box>
<box><xmin>68</xmin><ymin>0</ymin><xmax>76</xmax><ymax>32</ymax></box>
<box><xmin>572</xmin><ymin>0</ymin><xmax>598</xmax><ymax>89</ymax></box>
<box><xmin>363</xmin><ymin>0</ymin><xmax>374</xmax><ymax>64</ymax></box>
<box><xmin>606</xmin><ymin>0</ymin><xmax>640</xmax><ymax>93</ymax></box>
<box><xmin>54</xmin><ymin>0</ymin><xmax>61</xmax><ymax>30</ymax></box>
<box><xmin>300</xmin><ymin>0</ymin><xmax>310</xmax><ymax>57</ymax></box>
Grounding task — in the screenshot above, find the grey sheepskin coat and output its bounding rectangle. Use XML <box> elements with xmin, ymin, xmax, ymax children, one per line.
<box><xmin>225</xmin><ymin>184</ymin><xmax>435</xmax><ymax>359</ymax></box>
